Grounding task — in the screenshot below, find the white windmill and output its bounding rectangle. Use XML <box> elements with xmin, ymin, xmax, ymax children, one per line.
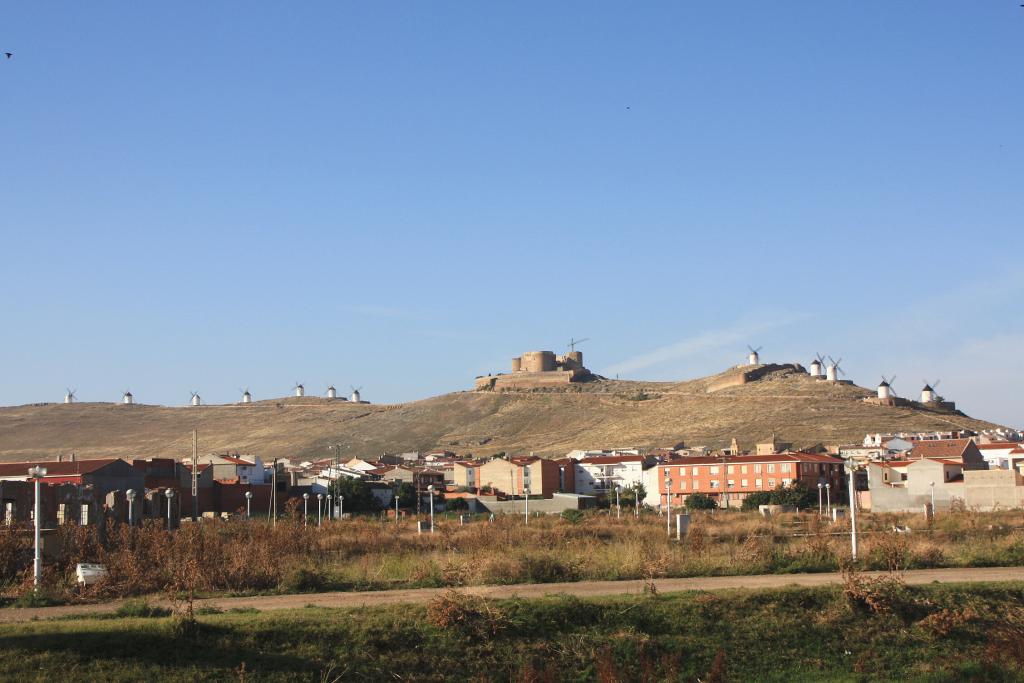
<box><xmin>876</xmin><ymin>376</ymin><xmax>896</xmax><ymax>400</ymax></box>
<box><xmin>826</xmin><ymin>357</ymin><xmax>844</xmax><ymax>382</ymax></box>
<box><xmin>326</xmin><ymin>385</ymin><xmax>337</xmax><ymax>399</ymax></box>
<box><xmin>809</xmin><ymin>353</ymin><xmax>826</xmax><ymax>378</ymax></box>
<box><xmin>64</xmin><ymin>388</ymin><xmax>76</xmax><ymax>404</ymax></box>
<box><xmin>747</xmin><ymin>345</ymin><xmax>762</xmax><ymax>366</ymax></box>
<box><xmin>240</xmin><ymin>388</ymin><xmax>252</xmax><ymax>404</ymax></box>
<box><xmin>350</xmin><ymin>385</ymin><xmax>362</xmax><ymax>403</ymax></box>
<box><xmin>921</xmin><ymin>380</ymin><xmax>941</xmax><ymax>404</ymax></box>
<box><xmin>294</xmin><ymin>382</ymin><xmax>305</xmax><ymax>398</ymax></box>
<box><xmin>122</xmin><ymin>390</ymin><xmax>134</xmax><ymax>405</ymax></box>
<box><xmin>190</xmin><ymin>391</ymin><xmax>202</xmax><ymax>407</ymax></box>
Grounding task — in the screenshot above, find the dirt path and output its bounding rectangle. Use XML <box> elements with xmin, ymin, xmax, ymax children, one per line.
<box><xmin>2</xmin><ymin>566</ymin><xmax>1021</xmax><ymax>624</ymax></box>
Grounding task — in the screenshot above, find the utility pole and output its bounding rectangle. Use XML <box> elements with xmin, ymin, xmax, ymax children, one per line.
<box><xmin>191</xmin><ymin>429</ymin><xmax>199</xmax><ymax>521</ymax></box>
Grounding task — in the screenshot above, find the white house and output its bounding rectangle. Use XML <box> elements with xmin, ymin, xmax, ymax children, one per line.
<box><xmin>573</xmin><ymin>453</ymin><xmax>649</xmax><ymax>495</ymax></box>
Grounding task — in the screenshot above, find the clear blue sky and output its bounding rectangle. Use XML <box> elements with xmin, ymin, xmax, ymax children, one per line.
<box><xmin>2</xmin><ymin>3</ymin><xmax>1022</xmax><ymax>427</ymax></box>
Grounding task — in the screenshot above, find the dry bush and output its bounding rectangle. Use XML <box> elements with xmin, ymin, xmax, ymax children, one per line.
<box><xmin>426</xmin><ymin>590</ymin><xmax>508</xmax><ymax>639</ymax></box>
<box><xmin>842</xmin><ymin>566</ymin><xmax>906</xmax><ymax>615</ymax></box>
<box><xmin>985</xmin><ymin>607</ymin><xmax>1024</xmax><ymax>669</ymax></box>
<box><xmin>916</xmin><ymin>607</ymin><xmax>979</xmax><ymax>638</ymax></box>
<box><xmin>0</xmin><ymin>524</ymin><xmax>32</xmax><ymax>585</ymax></box>
<box><xmin>866</xmin><ymin>532</ymin><xmax>909</xmax><ymax>573</ymax></box>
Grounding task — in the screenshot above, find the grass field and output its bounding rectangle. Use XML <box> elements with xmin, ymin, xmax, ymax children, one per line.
<box><xmin>0</xmin><ymin>580</ymin><xmax>1023</xmax><ymax>681</ymax></box>
<box><xmin>3</xmin><ymin>508</ymin><xmax>1024</xmax><ymax>604</ymax></box>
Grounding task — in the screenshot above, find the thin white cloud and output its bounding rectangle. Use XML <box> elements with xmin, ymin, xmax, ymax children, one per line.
<box><xmin>600</xmin><ymin>313</ymin><xmax>803</xmax><ymax>377</ymax></box>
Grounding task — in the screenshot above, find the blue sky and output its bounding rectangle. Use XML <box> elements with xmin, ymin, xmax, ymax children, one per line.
<box><xmin>1</xmin><ymin>3</ymin><xmax>1022</xmax><ymax>427</ymax></box>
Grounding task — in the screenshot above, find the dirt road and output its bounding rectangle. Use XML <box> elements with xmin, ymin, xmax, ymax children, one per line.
<box><xmin>2</xmin><ymin>566</ymin><xmax>1020</xmax><ymax>624</ymax></box>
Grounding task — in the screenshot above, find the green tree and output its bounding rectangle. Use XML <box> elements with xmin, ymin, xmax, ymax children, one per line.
<box><xmin>685</xmin><ymin>493</ymin><xmax>718</xmax><ymax>510</ymax></box>
<box><xmin>741</xmin><ymin>491</ymin><xmax>773</xmax><ymax>511</ymax></box>
<box><xmin>395</xmin><ymin>482</ymin><xmax>417</xmax><ymax>509</ymax></box>
<box><xmin>445</xmin><ymin>497</ymin><xmax>469</xmax><ymax>512</ymax></box>
<box><xmin>328</xmin><ymin>477</ymin><xmax>381</xmax><ymax>514</ymax></box>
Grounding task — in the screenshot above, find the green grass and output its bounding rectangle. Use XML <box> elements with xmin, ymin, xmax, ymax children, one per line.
<box><xmin>0</xmin><ymin>582</ymin><xmax>1023</xmax><ymax>681</ymax></box>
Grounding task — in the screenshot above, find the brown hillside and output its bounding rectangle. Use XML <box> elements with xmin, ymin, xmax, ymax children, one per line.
<box><xmin>0</xmin><ymin>366</ymin><xmax>1001</xmax><ymax>463</ymax></box>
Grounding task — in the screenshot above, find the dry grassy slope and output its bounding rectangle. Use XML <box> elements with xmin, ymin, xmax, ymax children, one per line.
<box><xmin>0</xmin><ymin>367</ymin><xmax>1002</xmax><ymax>463</ymax></box>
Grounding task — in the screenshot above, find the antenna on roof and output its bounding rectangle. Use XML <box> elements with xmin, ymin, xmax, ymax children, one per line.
<box><xmin>568</xmin><ymin>337</ymin><xmax>590</xmax><ymax>352</ymax></box>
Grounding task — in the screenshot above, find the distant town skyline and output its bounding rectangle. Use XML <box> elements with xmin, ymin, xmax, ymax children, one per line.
<box><xmin>1</xmin><ymin>3</ymin><xmax>1021</xmax><ymax>427</ymax></box>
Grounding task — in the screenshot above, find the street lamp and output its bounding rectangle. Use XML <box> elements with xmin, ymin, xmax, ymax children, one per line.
<box><xmin>825</xmin><ymin>483</ymin><xmax>831</xmax><ymax>518</ymax></box>
<box><xmin>524</xmin><ymin>486</ymin><xmax>530</xmax><ymax>525</ymax></box>
<box><xmin>302</xmin><ymin>493</ymin><xmax>309</xmax><ymax>527</ymax></box>
<box><xmin>664</xmin><ymin>473</ymin><xmax>672</xmax><ymax>538</ymax></box>
<box><xmin>326</xmin><ymin>494</ymin><xmax>332</xmax><ymax>521</ymax></box>
<box><xmin>394</xmin><ymin>482</ymin><xmax>400</xmax><ymax>524</ymax></box>
<box><xmin>245</xmin><ymin>490</ymin><xmax>253</xmax><ymax>519</ymax></box>
<box><xmin>635</xmin><ymin>482</ymin><xmax>641</xmax><ymax>518</ymax></box>
<box><xmin>126</xmin><ymin>488</ymin><xmax>136</xmax><ymax>527</ymax></box>
<box><xmin>615</xmin><ymin>485</ymin><xmax>622</xmax><ymax>520</ymax></box>
<box><xmin>930</xmin><ymin>481</ymin><xmax>936</xmax><ymax>516</ymax></box>
<box><xmin>165</xmin><ymin>488</ymin><xmax>175</xmax><ymax>529</ymax></box>
<box><xmin>427</xmin><ymin>485</ymin><xmax>436</xmax><ymax>533</ymax></box>
<box><xmin>27</xmin><ymin>466</ymin><xmax>46</xmax><ymax>588</ymax></box>
<box><xmin>317</xmin><ymin>493</ymin><xmax>324</xmax><ymax>527</ymax></box>
<box><xmin>338</xmin><ymin>493</ymin><xmax>344</xmax><ymax>520</ymax></box>
<box><xmin>817</xmin><ymin>482</ymin><xmax>823</xmax><ymax>517</ymax></box>
<box><xmin>846</xmin><ymin>460</ymin><xmax>859</xmax><ymax>562</ymax></box>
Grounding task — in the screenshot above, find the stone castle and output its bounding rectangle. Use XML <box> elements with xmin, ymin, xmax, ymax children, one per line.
<box><xmin>475</xmin><ymin>350</ymin><xmax>593</xmax><ymax>390</ymax></box>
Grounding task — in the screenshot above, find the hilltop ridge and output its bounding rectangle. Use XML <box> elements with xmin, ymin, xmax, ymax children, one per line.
<box><xmin>0</xmin><ymin>365</ymin><xmax>1002</xmax><ymax>463</ymax></box>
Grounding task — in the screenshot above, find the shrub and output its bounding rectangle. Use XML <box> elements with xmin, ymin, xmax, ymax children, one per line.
<box><xmin>686</xmin><ymin>493</ymin><xmax>718</xmax><ymax>510</ymax></box>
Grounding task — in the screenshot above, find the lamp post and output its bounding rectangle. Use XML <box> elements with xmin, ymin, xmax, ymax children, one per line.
<box><xmin>846</xmin><ymin>460</ymin><xmax>859</xmax><ymax>562</ymax></box>
<box><xmin>635</xmin><ymin>483</ymin><xmax>641</xmax><ymax>518</ymax></box>
<box><xmin>165</xmin><ymin>488</ymin><xmax>175</xmax><ymax>529</ymax></box>
<box><xmin>302</xmin><ymin>493</ymin><xmax>309</xmax><ymax>527</ymax></box>
<box><xmin>326</xmin><ymin>494</ymin><xmax>332</xmax><ymax>521</ymax></box>
<box><xmin>825</xmin><ymin>483</ymin><xmax>831</xmax><ymax>518</ymax></box>
<box><xmin>317</xmin><ymin>493</ymin><xmax>324</xmax><ymax>527</ymax></box>
<box><xmin>27</xmin><ymin>466</ymin><xmax>46</xmax><ymax>588</ymax></box>
<box><xmin>339</xmin><ymin>494</ymin><xmax>344</xmax><ymax>520</ymax></box>
<box><xmin>664</xmin><ymin>473</ymin><xmax>672</xmax><ymax>538</ymax></box>
<box><xmin>427</xmin><ymin>485</ymin><xmax>435</xmax><ymax>533</ymax></box>
<box><xmin>126</xmin><ymin>488</ymin><xmax>136</xmax><ymax>527</ymax></box>
<box><xmin>524</xmin><ymin>486</ymin><xmax>530</xmax><ymax>525</ymax></box>
<box><xmin>394</xmin><ymin>483</ymin><xmax>400</xmax><ymax>524</ymax></box>
<box><xmin>817</xmin><ymin>482</ymin><xmax>823</xmax><ymax>517</ymax></box>
<box><xmin>615</xmin><ymin>485</ymin><xmax>622</xmax><ymax>519</ymax></box>
<box><xmin>245</xmin><ymin>491</ymin><xmax>252</xmax><ymax>519</ymax></box>
<box><xmin>929</xmin><ymin>481</ymin><xmax>936</xmax><ymax>515</ymax></box>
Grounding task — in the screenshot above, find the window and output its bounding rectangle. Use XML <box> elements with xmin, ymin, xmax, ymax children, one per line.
<box><xmin>679</xmin><ymin>480</ymin><xmax>687</xmax><ymax>489</ymax></box>
<box><xmin>80</xmin><ymin>505</ymin><xmax>90</xmax><ymax>526</ymax></box>
<box><xmin>678</xmin><ymin>467</ymin><xmax>685</xmax><ymax>477</ymax></box>
<box><xmin>782</xmin><ymin>479</ymin><xmax>792</xmax><ymax>486</ymax></box>
<box><xmin>767</xmin><ymin>464</ymin><xmax>776</xmax><ymax>473</ymax></box>
<box><xmin>741</xmin><ymin>479</ymin><xmax>749</xmax><ymax>487</ymax></box>
<box><xmin>755</xmin><ymin>479</ymin><xmax>763</xmax><ymax>488</ymax></box>
<box><xmin>781</xmin><ymin>463</ymin><xmax>791</xmax><ymax>472</ymax></box>
<box><xmin>754</xmin><ymin>464</ymin><xmax>762</xmax><ymax>474</ymax></box>
<box><xmin>709</xmin><ymin>480</ymin><xmax>720</xmax><ymax>489</ymax></box>
<box><xmin>768</xmin><ymin>479</ymin><xmax>776</xmax><ymax>488</ymax></box>
<box><xmin>727</xmin><ymin>480</ymin><xmax>735</xmax><ymax>488</ymax></box>
<box><xmin>741</xmin><ymin>465</ymin><xmax>748</xmax><ymax>474</ymax></box>
<box><xmin>692</xmin><ymin>467</ymin><xmax>700</xmax><ymax>476</ymax></box>
<box><xmin>727</xmin><ymin>465</ymin><xmax>735</xmax><ymax>474</ymax></box>
<box><xmin>57</xmin><ymin>504</ymin><xmax>66</xmax><ymax>525</ymax></box>
<box><xmin>710</xmin><ymin>466</ymin><xmax>719</xmax><ymax>474</ymax></box>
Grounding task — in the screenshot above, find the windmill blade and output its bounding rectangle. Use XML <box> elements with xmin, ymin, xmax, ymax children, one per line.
<box><xmin>933</xmin><ymin>379</ymin><xmax>941</xmax><ymax>389</ymax></box>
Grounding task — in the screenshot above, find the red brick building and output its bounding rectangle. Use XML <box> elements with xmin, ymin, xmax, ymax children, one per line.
<box><xmin>656</xmin><ymin>452</ymin><xmax>845</xmax><ymax>508</ymax></box>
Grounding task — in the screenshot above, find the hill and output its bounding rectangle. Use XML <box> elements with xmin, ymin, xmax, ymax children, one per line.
<box><xmin>0</xmin><ymin>365</ymin><xmax>1003</xmax><ymax>463</ymax></box>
